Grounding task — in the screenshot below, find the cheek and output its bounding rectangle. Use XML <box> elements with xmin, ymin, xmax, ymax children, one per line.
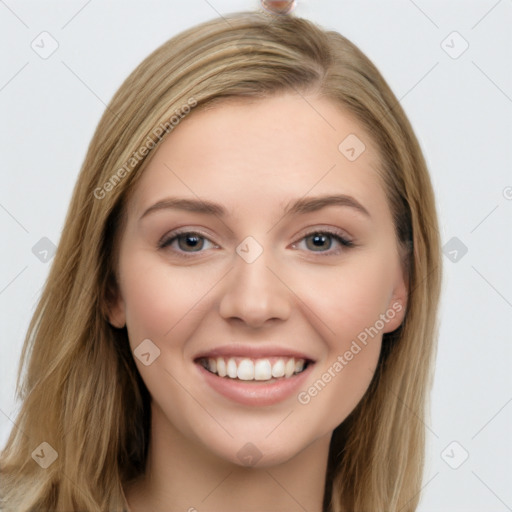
<box><xmin>289</xmin><ymin>253</ymin><xmax>394</xmax><ymax>343</ymax></box>
<box><xmin>288</xmin><ymin>254</ymin><xmax>392</xmax><ymax>422</ymax></box>
<box><xmin>120</xmin><ymin>252</ymin><xmax>216</xmax><ymax>345</ymax></box>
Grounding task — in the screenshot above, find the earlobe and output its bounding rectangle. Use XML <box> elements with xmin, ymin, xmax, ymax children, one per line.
<box><xmin>104</xmin><ymin>276</ymin><xmax>126</xmax><ymax>328</ymax></box>
<box><xmin>383</xmin><ymin>273</ymin><xmax>408</xmax><ymax>334</ymax></box>
<box><xmin>382</xmin><ymin>299</ymin><xmax>406</xmax><ymax>333</ymax></box>
<box><xmin>108</xmin><ymin>301</ymin><xmax>126</xmax><ymax>329</ymax></box>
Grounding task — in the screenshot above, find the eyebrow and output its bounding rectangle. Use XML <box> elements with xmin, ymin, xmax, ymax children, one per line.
<box><xmin>139</xmin><ymin>194</ymin><xmax>371</xmax><ymax>221</ymax></box>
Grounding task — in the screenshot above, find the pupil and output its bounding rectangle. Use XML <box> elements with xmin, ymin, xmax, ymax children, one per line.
<box><xmin>307</xmin><ymin>233</ymin><xmax>331</xmax><ymax>251</ymax></box>
<box><xmin>179</xmin><ymin>234</ymin><xmax>203</xmax><ymax>251</ymax></box>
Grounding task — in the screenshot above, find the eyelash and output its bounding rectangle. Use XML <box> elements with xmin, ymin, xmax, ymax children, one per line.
<box><xmin>158</xmin><ymin>228</ymin><xmax>355</xmax><ymax>259</ymax></box>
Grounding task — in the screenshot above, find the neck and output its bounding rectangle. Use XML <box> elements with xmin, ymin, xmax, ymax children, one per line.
<box><xmin>124</xmin><ymin>402</ymin><xmax>331</xmax><ymax>512</ymax></box>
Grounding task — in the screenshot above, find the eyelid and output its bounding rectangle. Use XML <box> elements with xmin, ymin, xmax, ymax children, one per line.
<box><xmin>158</xmin><ymin>229</ymin><xmax>219</xmax><ymax>259</ymax></box>
<box><xmin>290</xmin><ymin>227</ymin><xmax>355</xmax><ymax>256</ymax></box>
<box><xmin>293</xmin><ymin>225</ymin><xmax>353</xmax><ymax>244</ymax></box>
<box><xmin>158</xmin><ymin>227</ymin><xmax>216</xmax><ymax>248</ymax></box>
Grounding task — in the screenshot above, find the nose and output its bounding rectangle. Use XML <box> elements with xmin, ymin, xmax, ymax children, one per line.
<box><xmin>218</xmin><ymin>244</ymin><xmax>292</xmax><ymax>328</ymax></box>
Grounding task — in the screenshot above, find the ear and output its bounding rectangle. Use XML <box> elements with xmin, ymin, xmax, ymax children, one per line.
<box><xmin>108</xmin><ymin>297</ymin><xmax>126</xmax><ymax>329</ymax></box>
<box><xmin>382</xmin><ymin>252</ymin><xmax>409</xmax><ymax>334</ymax></box>
<box><xmin>104</xmin><ymin>274</ymin><xmax>126</xmax><ymax>329</ymax></box>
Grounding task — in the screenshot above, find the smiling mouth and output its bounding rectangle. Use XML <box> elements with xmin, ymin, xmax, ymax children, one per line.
<box><xmin>195</xmin><ymin>356</ymin><xmax>312</xmax><ymax>382</ymax></box>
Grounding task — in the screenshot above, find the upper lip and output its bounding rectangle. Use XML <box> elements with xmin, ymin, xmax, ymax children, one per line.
<box><xmin>193</xmin><ymin>344</ymin><xmax>316</xmax><ymax>362</ymax></box>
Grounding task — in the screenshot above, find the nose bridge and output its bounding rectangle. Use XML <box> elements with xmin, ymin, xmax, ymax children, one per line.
<box><xmin>218</xmin><ymin>235</ymin><xmax>291</xmax><ymax>326</ymax></box>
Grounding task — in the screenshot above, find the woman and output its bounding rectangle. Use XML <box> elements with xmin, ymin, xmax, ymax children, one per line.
<box><xmin>0</xmin><ymin>9</ymin><xmax>442</xmax><ymax>512</ymax></box>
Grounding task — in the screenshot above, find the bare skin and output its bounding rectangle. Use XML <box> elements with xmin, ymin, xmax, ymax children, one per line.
<box><xmin>109</xmin><ymin>92</ymin><xmax>408</xmax><ymax>511</ymax></box>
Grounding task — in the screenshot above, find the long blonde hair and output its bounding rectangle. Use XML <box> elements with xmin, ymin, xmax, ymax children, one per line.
<box><xmin>0</xmin><ymin>11</ymin><xmax>442</xmax><ymax>511</ymax></box>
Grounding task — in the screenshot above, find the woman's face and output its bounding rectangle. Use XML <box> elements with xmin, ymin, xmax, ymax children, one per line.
<box><xmin>109</xmin><ymin>92</ymin><xmax>407</xmax><ymax>467</ymax></box>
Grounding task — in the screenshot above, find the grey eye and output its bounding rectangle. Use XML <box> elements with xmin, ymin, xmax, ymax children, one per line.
<box><xmin>304</xmin><ymin>233</ymin><xmax>333</xmax><ymax>251</ymax></box>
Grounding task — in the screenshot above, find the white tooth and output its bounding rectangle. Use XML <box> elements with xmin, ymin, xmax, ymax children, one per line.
<box><xmin>254</xmin><ymin>359</ymin><xmax>272</xmax><ymax>380</ymax></box>
<box><xmin>294</xmin><ymin>359</ymin><xmax>305</xmax><ymax>373</ymax></box>
<box><xmin>271</xmin><ymin>359</ymin><xmax>285</xmax><ymax>378</ymax></box>
<box><xmin>227</xmin><ymin>358</ymin><xmax>238</xmax><ymax>378</ymax></box>
<box><xmin>284</xmin><ymin>358</ymin><xmax>295</xmax><ymax>378</ymax></box>
<box><xmin>208</xmin><ymin>357</ymin><xmax>217</xmax><ymax>373</ymax></box>
<box><xmin>237</xmin><ymin>359</ymin><xmax>255</xmax><ymax>380</ymax></box>
<box><xmin>216</xmin><ymin>357</ymin><xmax>226</xmax><ymax>377</ymax></box>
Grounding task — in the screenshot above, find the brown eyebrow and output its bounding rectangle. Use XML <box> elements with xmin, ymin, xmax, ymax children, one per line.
<box><xmin>139</xmin><ymin>198</ymin><xmax>226</xmax><ymax>220</ymax></box>
<box><xmin>283</xmin><ymin>194</ymin><xmax>370</xmax><ymax>218</ymax></box>
<box><xmin>139</xmin><ymin>194</ymin><xmax>371</xmax><ymax>221</ymax></box>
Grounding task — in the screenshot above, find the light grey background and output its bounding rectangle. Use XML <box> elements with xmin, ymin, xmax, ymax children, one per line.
<box><xmin>1</xmin><ymin>1</ymin><xmax>511</xmax><ymax>510</ymax></box>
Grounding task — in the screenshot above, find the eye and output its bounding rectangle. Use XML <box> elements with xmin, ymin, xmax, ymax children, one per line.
<box><xmin>158</xmin><ymin>231</ymin><xmax>217</xmax><ymax>256</ymax></box>
<box><xmin>158</xmin><ymin>228</ymin><xmax>355</xmax><ymax>258</ymax></box>
<box><xmin>292</xmin><ymin>229</ymin><xmax>354</xmax><ymax>255</ymax></box>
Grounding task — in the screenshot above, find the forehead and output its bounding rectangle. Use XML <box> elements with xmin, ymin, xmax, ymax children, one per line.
<box><xmin>130</xmin><ymin>93</ymin><xmax>388</xmax><ymax>221</ymax></box>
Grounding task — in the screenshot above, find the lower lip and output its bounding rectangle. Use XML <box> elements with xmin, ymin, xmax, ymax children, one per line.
<box><xmin>195</xmin><ymin>362</ymin><xmax>315</xmax><ymax>406</ymax></box>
